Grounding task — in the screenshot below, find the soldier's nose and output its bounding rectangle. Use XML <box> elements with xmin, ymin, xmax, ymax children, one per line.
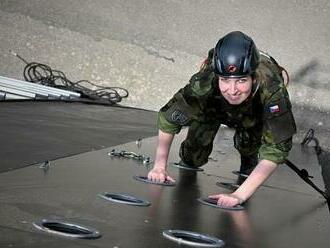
<box><xmin>228</xmin><ymin>82</ymin><xmax>237</xmax><ymax>94</ymax></box>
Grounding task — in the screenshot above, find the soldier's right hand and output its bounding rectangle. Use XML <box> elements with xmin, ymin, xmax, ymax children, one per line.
<box><xmin>147</xmin><ymin>166</ymin><xmax>175</xmax><ymax>183</ymax></box>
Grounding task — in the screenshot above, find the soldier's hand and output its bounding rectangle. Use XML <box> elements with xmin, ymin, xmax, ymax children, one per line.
<box><xmin>208</xmin><ymin>193</ymin><xmax>243</xmax><ymax>207</ymax></box>
<box><xmin>147</xmin><ymin>167</ymin><xmax>175</xmax><ymax>183</ymax></box>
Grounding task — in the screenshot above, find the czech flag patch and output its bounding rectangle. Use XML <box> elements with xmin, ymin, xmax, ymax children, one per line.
<box><xmin>269</xmin><ymin>104</ymin><xmax>280</xmax><ymax>113</ymax></box>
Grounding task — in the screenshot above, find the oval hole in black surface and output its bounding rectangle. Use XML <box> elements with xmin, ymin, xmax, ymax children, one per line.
<box><xmin>98</xmin><ymin>192</ymin><xmax>150</xmax><ymax>206</ymax></box>
<box><xmin>33</xmin><ymin>219</ymin><xmax>101</xmax><ymax>239</ymax></box>
<box><xmin>163</xmin><ymin>230</ymin><xmax>225</xmax><ymax>247</ymax></box>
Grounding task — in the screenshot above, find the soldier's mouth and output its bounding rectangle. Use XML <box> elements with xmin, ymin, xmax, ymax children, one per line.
<box><xmin>227</xmin><ymin>95</ymin><xmax>240</xmax><ymax>101</ymax></box>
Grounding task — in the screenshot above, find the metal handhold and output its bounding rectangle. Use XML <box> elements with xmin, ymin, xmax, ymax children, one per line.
<box><xmin>98</xmin><ymin>192</ymin><xmax>150</xmax><ymax>207</ymax></box>
<box><xmin>133</xmin><ymin>175</ymin><xmax>175</xmax><ymax>186</ymax></box>
<box><xmin>197</xmin><ymin>197</ymin><xmax>244</xmax><ymax>210</ymax></box>
<box><xmin>163</xmin><ymin>229</ymin><xmax>225</xmax><ymax>247</ymax></box>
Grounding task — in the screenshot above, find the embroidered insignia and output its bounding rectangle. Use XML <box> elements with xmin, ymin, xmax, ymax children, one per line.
<box><xmin>171</xmin><ymin>110</ymin><xmax>188</xmax><ymax>124</ymax></box>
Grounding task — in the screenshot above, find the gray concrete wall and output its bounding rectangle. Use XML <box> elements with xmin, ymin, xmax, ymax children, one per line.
<box><xmin>0</xmin><ymin>0</ymin><xmax>329</xmax><ymax>148</ymax></box>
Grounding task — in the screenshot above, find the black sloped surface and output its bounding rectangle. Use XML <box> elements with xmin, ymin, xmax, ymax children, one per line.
<box><xmin>0</xmin><ymin>102</ymin><xmax>157</xmax><ymax>172</ymax></box>
<box><xmin>0</xmin><ymin>133</ymin><xmax>328</xmax><ymax>248</ymax></box>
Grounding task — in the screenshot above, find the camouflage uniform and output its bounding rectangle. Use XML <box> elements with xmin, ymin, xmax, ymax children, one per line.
<box><xmin>158</xmin><ymin>49</ymin><xmax>296</xmax><ymax>168</ymax></box>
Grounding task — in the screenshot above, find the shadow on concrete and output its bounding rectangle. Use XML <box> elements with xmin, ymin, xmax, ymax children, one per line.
<box><xmin>291</xmin><ymin>60</ymin><xmax>330</xmax><ymax>91</ymax></box>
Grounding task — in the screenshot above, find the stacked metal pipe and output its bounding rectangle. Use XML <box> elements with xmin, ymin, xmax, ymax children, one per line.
<box><xmin>0</xmin><ymin>76</ymin><xmax>80</xmax><ymax>101</ymax></box>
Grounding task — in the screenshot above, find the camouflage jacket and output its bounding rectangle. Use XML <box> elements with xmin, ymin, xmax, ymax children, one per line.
<box><xmin>158</xmin><ymin>49</ymin><xmax>297</xmax><ymax>164</ymax></box>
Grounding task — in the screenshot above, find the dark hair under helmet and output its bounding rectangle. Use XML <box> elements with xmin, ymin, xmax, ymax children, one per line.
<box><xmin>213</xmin><ymin>31</ymin><xmax>260</xmax><ymax>78</ymax></box>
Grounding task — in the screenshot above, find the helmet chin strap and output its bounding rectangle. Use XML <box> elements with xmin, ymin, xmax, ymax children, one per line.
<box><xmin>251</xmin><ymin>79</ymin><xmax>260</xmax><ymax>98</ymax></box>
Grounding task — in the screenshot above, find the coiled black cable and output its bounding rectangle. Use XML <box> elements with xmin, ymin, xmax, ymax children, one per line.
<box><xmin>11</xmin><ymin>51</ymin><xmax>129</xmax><ymax>104</ymax></box>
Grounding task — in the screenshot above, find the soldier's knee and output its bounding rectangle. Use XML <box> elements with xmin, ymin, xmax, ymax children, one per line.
<box><xmin>179</xmin><ymin>141</ymin><xmax>212</xmax><ymax>168</ymax></box>
<box><xmin>234</xmin><ymin>129</ymin><xmax>261</xmax><ymax>155</ymax></box>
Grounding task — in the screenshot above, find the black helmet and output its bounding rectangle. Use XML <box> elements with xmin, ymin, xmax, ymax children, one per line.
<box><xmin>213</xmin><ymin>31</ymin><xmax>260</xmax><ymax>78</ymax></box>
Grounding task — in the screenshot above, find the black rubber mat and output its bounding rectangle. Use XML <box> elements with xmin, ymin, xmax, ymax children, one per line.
<box><xmin>0</xmin><ymin>101</ymin><xmax>157</xmax><ymax>172</ymax></box>
<box><xmin>0</xmin><ymin>132</ymin><xmax>328</xmax><ymax>248</ymax></box>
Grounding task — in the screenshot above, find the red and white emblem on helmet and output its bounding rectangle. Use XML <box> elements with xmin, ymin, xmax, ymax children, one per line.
<box><xmin>227</xmin><ymin>65</ymin><xmax>237</xmax><ymax>73</ymax></box>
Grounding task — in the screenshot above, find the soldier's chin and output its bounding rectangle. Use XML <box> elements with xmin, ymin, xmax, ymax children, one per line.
<box><xmin>225</xmin><ymin>97</ymin><xmax>243</xmax><ymax>105</ymax></box>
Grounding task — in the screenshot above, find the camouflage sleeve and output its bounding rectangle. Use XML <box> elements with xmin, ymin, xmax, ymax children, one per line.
<box><xmin>258</xmin><ymin>56</ymin><xmax>296</xmax><ymax>163</ymax></box>
<box><xmin>157</xmin><ymin>49</ymin><xmax>215</xmax><ymax>134</ymax></box>
<box><xmin>259</xmin><ymin>89</ymin><xmax>295</xmax><ymax>164</ymax></box>
<box><xmin>157</xmin><ymin>87</ymin><xmax>200</xmax><ymax>131</ymax></box>
<box><xmin>262</xmin><ymin>87</ymin><xmax>296</xmax><ymax>144</ymax></box>
<box><xmin>259</xmin><ymin>138</ymin><xmax>292</xmax><ymax>164</ymax></box>
<box><xmin>157</xmin><ymin>111</ymin><xmax>182</xmax><ymax>134</ymax></box>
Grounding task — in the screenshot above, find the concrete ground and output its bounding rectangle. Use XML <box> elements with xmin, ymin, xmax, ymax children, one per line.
<box><xmin>0</xmin><ymin>0</ymin><xmax>329</xmax><ymax>149</ymax></box>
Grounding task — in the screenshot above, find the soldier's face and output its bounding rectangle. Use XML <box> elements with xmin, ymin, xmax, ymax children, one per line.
<box><xmin>218</xmin><ymin>76</ymin><xmax>253</xmax><ymax>105</ymax></box>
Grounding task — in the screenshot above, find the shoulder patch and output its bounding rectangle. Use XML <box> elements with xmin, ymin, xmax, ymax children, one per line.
<box><xmin>171</xmin><ymin>110</ymin><xmax>189</xmax><ymax>125</ymax></box>
<box><xmin>263</xmin><ymin>98</ymin><xmax>296</xmax><ymax>143</ymax></box>
<box><xmin>264</xmin><ymin>98</ymin><xmax>288</xmax><ymax>118</ymax></box>
<box><xmin>269</xmin><ymin>104</ymin><xmax>280</xmax><ymax>114</ymax></box>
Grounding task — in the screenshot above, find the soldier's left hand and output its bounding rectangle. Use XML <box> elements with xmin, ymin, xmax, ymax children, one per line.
<box><xmin>208</xmin><ymin>193</ymin><xmax>243</xmax><ymax>207</ymax></box>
